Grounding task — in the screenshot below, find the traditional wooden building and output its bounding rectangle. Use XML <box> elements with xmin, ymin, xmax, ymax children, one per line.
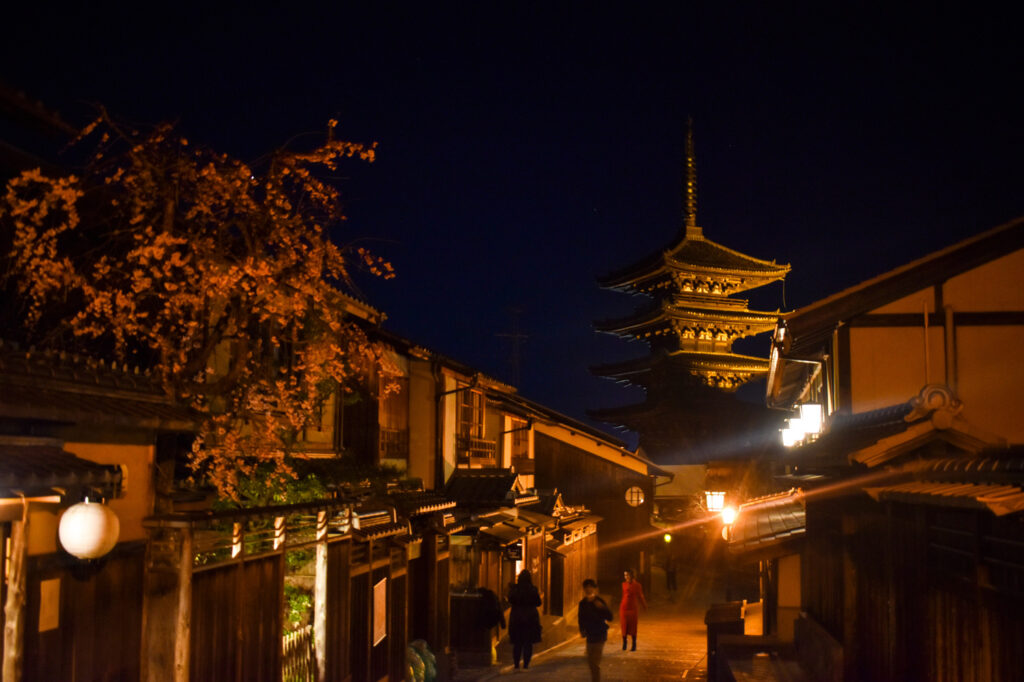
<box><xmin>746</xmin><ymin>216</ymin><xmax>1024</xmax><ymax>682</ymax></box>
<box><xmin>592</xmin><ymin>125</ymin><xmax>790</xmax><ymax>463</ymax></box>
<box><xmin>0</xmin><ymin>343</ymin><xmax>195</xmax><ymax>681</ymax></box>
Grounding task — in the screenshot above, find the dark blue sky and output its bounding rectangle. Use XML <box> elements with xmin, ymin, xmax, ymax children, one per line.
<box><xmin>4</xmin><ymin>4</ymin><xmax>1022</xmax><ymax>440</ymax></box>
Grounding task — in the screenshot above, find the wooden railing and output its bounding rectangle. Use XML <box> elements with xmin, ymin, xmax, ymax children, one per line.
<box><xmin>456</xmin><ymin>434</ymin><xmax>497</xmax><ymax>466</ymax></box>
<box><xmin>283</xmin><ymin>624</ymin><xmax>316</xmax><ymax>682</ymax></box>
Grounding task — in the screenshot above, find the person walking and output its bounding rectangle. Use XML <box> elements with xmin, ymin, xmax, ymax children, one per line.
<box><xmin>577</xmin><ymin>578</ymin><xmax>613</xmax><ymax>681</ymax></box>
<box><xmin>619</xmin><ymin>569</ymin><xmax>647</xmax><ymax>651</ymax></box>
<box><xmin>664</xmin><ymin>552</ymin><xmax>678</xmax><ymax>596</ymax></box>
<box><xmin>507</xmin><ymin>569</ymin><xmax>542</xmax><ymax>670</ymax></box>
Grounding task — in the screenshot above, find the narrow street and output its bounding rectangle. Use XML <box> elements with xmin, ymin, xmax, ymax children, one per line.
<box><xmin>457</xmin><ymin>573</ymin><xmax>721</xmax><ymax>682</ymax></box>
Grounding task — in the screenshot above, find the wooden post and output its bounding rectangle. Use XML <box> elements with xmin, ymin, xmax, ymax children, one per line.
<box><xmin>2</xmin><ymin>500</ymin><xmax>28</xmax><ymax>682</ymax></box>
<box><xmin>314</xmin><ymin>511</ymin><xmax>328</xmax><ymax>681</ymax></box>
<box><xmin>141</xmin><ymin>525</ymin><xmax>193</xmax><ymax>682</ymax></box>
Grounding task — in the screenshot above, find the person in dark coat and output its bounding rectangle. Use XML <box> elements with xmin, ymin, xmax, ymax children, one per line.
<box><xmin>577</xmin><ymin>578</ymin><xmax>613</xmax><ymax>681</ymax></box>
<box><xmin>507</xmin><ymin>569</ymin><xmax>542</xmax><ymax>670</ymax></box>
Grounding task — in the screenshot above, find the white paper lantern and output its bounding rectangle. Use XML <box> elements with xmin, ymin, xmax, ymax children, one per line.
<box><xmin>58</xmin><ymin>501</ymin><xmax>120</xmax><ymax>559</ymax></box>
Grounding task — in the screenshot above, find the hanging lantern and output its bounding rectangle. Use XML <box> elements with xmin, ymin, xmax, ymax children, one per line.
<box><xmin>704</xmin><ymin>491</ymin><xmax>726</xmax><ymax>512</ymax></box>
<box><xmin>799</xmin><ymin>403</ymin><xmax>823</xmax><ymax>435</ymax></box>
<box><xmin>58</xmin><ymin>500</ymin><xmax>120</xmax><ymax>560</ymax></box>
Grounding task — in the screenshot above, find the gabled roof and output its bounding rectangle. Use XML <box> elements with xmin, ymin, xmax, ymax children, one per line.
<box><xmin>768</xmin><ymin>216</ymin><xmax>1024</xmax><ymax>408</ymax></box>
<box><xmin>782</xmin><ymin>216</ymin><xmax>1024</xmax><ymax>357</ymax></box>
<box><xmin>598</xmin><ymin>232</ymin><xmax>790</xmax><ymax>292</ymax></box>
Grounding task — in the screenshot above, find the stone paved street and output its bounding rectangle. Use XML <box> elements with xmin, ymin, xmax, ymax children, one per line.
<box><xmin>455</xmin><ymin>582</ymin><xmax>717</xmax><ymax>682</ymax></box>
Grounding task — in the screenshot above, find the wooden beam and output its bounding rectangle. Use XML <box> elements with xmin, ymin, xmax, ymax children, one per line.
<box><xmin>2</xmin><ymin>500</ymin><xmax>27</xmax><ymax>682</ymax></box>
<box><xmin>314</xmin><ymin>511</ymin><xmax>328</xmax><ymax>682</ymax></box>
<box><xmin>141</xmin><ymin>526</ymin><xmax>192</xmax><ymax>682</ymax></box>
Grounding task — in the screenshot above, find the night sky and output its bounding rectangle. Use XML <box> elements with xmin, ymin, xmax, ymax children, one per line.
<box><xmin>4</xmin><ymin>4</ymin><xmax>1022</xmax><ymax>442</ymax></box>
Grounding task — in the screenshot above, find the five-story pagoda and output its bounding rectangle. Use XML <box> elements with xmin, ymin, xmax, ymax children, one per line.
<box><xmin>591</xmin><ymin>125</ymin><xmax>790</xmax><ymax>463</ymax></box>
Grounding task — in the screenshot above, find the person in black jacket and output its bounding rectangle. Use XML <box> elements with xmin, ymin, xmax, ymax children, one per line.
<box><xmin>507</xmin><ymin>569</ymin><xmax>542</xmax><ymax>669</ymax></box>
<box><xmin>577</xmin><ymin>579</ymin><xmax>613</xmax><ymax>681</ymax></box>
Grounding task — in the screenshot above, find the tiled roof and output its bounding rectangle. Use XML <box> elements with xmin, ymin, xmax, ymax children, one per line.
<box><xmin>515</xmin><ymin>509</ymin><xmax>558</xmax><ymax>529</ymax></box>
<box><xmin>0</xmin><ymin>439</ymin><xmax>122</xmax><ymax>499</ymax></box>
<box><xmin>352</xmin><ymin>520</ymin><xmax>409</xmax><ymax>540</ymax></box>
<box><xmin>0</xmin><ymin>346</ymin><xmax>195</xmax><ymax>431</ymax></box>
<box><xmin>444</xmin><ymin>468</ymin><xmax>519</xmax><ymax>506</ymax></box>
<box><xmin>729</xmin><ymin>489</ymin><xmax>805</xmax><ymax>556</ymax></box>
<box><xmin>388</xmin><ymin>491</ymin><xmax>457</xmax><ymax>516</ymax></box>
<box><xmin>864</xmin><ymin>447</ymin><xmax>1024</xmax><ymax>516</ymax></box>
<box><xmin>599</xmin><ymin>234</ymin><xmax>790</xmax><ymax>290</ymax></box>
<box><xmin>478</xmin><ymin>522</ymin><xmax>525</xmax><ymax>546</ymax></box>
<box><xmin>594</xmin><ymin>301</ymin><xmax>779</xmax><ymax>335</ymax></box>
<box><xmin>865</xmin><ymin>481</ymin><xmax>1024</xmax><ymax>517</ymax></box>
<box><xmin>591</xmin><ymin>350</ymin><xmax>769</xmax><ymax>380</ymax></box>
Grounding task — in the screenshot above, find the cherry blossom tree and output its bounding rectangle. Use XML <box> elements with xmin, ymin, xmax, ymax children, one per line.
<box><xmin>0</xmin><ymin>110</ymin><xmax>396</xmax><ymax>498</ymax></box>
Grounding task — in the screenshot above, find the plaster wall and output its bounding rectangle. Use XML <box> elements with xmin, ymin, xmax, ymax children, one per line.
<box><xmin>64</xmin><ymin>442</ymin><xmax>155</xmax><ymax>543</ymax></box>
<box><xmin>441</xmin><ymin>373</ymin><xmax>458</xmax><ymax>484</ymax></box>
<box><xmin>27</xmin><ymin>508</ymin><xmax>59</xmax><ymax>556</ymax></box>
<box><xmin>778</xmin><ymin>553</ymin><xmax>801</xmax><ymax>607</ymax></box>
<box><xmin>956</xmin><ymin>326</ymin><xmax>1024</xmax><ymax>442</ymax></box>
<box><xmin>849</xmin><ymin>326</ymin><xmax>945</xmax><ymax>412</ymax></box>
<box><xmin>407</xmin><ymin>358</ymin><xmax>437</xmax><ymax>489</ymax></box>
<box><xmin>943</xmin><ymin>249</ymin><xmax>1024</xmax><ymax>311</ymax></box>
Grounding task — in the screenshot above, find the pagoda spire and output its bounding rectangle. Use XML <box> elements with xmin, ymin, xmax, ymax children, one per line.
<box><xmin>684</xmin><ymin>118</ymin><xmax>702</xmax><ymax>238</ymax></box>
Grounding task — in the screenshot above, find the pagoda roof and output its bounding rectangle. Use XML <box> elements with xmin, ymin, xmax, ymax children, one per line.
<box><xmin>595</xmin><ymin>299</ymin><xmax>780</xmax><ymax>336</ymax></box>
<box><xmin>598</xmin><ymin>230</ymin><xmax>790</xmax><ymax>293</ymax></box>
<box><xmin>592</xmin><ymin>350</ymin><xmax>769</xmax><ymax>380</ymax></box>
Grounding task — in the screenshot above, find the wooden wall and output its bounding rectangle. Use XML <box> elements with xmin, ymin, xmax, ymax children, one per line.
<box><xmin>190</xmin><ymin>554</ymin><xmax>284</xmax><ymax>682</ymax></box>
<box><xmin>803</xmin><ymin>496</ymin><xmax>1024</xmax><ymax>682</ymax></box>
<box><xmin>535</xmin><ymin>432</ymin><xmax>653</xmax><ymax>590</ymax></box>
<box><xmin>23</xmin><ymin>542</ymin><xmax>145</xmax><ymax>681</ymax></box>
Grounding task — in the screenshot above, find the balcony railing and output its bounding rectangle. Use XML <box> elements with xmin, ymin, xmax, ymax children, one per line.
<box><xmin>379</xmin><ymin>427</ymin><xmax>409</xmax><ymax>460</ymax></box>
<box><xmin>456</xmin><ymin>434</ymin><xmax>497</xmax><ymax>467</ymax></box>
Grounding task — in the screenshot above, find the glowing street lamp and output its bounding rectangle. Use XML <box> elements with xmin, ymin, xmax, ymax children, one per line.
<box><xmin>799</xmin><ymin>403</ymin><xmax>823</xmax><ymax>435</ymax></box>
<box><xmin>704</xmin><ymin>491</ymin><xmax>726</xmax><ymax>512</ymax></box>
<box><xmin>720</xmin><ymin>505</ymin><xmax>738</xmax><ymax>541</ymax></box>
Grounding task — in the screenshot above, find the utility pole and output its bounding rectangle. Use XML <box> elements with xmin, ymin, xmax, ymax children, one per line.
<box><xmin>496</xmin><ymin>307</ymin><xmax>528</xmax><ymax>386</ymax></box>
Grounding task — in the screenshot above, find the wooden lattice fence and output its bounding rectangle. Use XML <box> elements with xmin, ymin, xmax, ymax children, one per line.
<box><xmin>283</xmin><ymin>624</ymin><xmax>316</xmax><ymax>682</ymax></box>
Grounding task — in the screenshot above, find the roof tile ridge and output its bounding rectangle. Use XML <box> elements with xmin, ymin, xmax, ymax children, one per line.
<box><xmin>675</xmin><ymin>233</ymin><xmax>791</xmax><ymax>271</ymax></box>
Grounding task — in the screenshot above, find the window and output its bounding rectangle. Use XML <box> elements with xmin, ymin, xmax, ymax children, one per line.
<box><xmin>378</xmin><ymin>374</ymin><xmax>409</xmax><ymax>460</ymax></box>
<box><xmin>458</xmin><ymin>387</ymin><xmax>485</xmax><ymax>439</ymax></box>
<box><xmin>625</xmin><ymin>486</ymin><xmax>646</xmax><ymax>507</ymax></box>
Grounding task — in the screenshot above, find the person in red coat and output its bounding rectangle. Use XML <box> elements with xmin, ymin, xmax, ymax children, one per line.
<box><xmin>619</xmin><ymin>569</ymin><xmax>647</xmax><ymax>651</ymax></box>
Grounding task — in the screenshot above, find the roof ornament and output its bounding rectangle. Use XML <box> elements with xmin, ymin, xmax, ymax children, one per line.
<box><xmin>684</xmin><ymin>117</ymin><xmax>702</xmax><ymax>239</ymax></box>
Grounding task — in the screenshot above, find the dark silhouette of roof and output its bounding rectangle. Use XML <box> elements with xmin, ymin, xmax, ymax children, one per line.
<box><xmin>0</xmin><ymin>438</ymin><xmax>122</xmax><ymax>499</ymax></box>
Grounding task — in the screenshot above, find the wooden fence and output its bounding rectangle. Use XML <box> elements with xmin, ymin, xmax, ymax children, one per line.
<box><xmin>141</xmin><ymin>498</ymin><xmax>441</xmax><ymax>682</ymax></box>
<box><xmin>283</xmin><ymin>624</ymin><xmax>316</xmax><ymax>682</ymax></box>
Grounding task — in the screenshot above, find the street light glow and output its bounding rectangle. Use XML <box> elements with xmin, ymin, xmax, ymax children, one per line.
<box><xmin>721</xmin><ymin>506</ymin><xmax>737</xmax><ymax>526</ymax></box>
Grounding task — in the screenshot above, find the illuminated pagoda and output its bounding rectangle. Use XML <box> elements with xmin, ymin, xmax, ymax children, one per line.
<box><xmin>591</xmin><ymin>124</ymin><xmax>790</xmax><ymax>463</ymax></box>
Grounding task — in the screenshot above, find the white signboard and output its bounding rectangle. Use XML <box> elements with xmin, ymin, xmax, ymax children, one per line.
<box><xmin>373</xmin><ymin>577</ymin><xmax>387</xmax><ymax>646</ymax></box>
